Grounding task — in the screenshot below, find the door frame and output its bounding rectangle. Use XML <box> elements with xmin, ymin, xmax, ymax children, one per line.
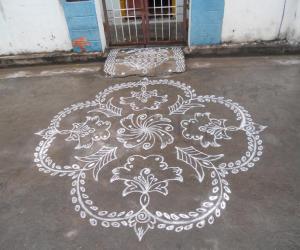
<box><xmin>101</xmin><ymin>0</ymin><xmax>189</xmax><ymax>47</ymax></box>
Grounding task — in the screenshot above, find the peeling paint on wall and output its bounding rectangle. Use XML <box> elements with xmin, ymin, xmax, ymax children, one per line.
<box><xmin>72</xmin><ymin>37</ymin><xmax>91</xmax><ymax>52</ymax></box>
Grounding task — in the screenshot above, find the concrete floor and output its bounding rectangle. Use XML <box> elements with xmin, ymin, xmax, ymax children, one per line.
<box><xmin>0</xmin><ymin>56</ymin><xmax>299</xmax><ymax>250</ymax></box>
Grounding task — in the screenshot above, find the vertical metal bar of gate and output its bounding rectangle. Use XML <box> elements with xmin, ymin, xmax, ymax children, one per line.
<box><xmin>102</xmin><ymin>0</ymin><xmax>188</xmax><ymax>46</ymax></box>
<box><xmin>175</xmin><ymin>0</ymin><xmax>178</xmax><ymax>40</ymax></box>
<box><xmin>154</xmin><ymin>0</ymin><xmax>157</xmax><ymax>41</ymax></box>
<box><xmin>168</xmin><ymin>0</ymin><xmax>171</xmax><ymax>40</ymax></box>
<box><xmin>182</xmin><ymin>0</ymin><xmax>187</xmax><ymax>43</ymax></box>
<box><xmin>160</xmin><ymin>0</ymin><xmax>164</xmax><ymax>40</ymax></box>
<box><xmin>119</xmin><ymin>4</ymin><xmax>125</xmax><ymax>41</ymax></box>
<box><xmin>109</xmin><ymin>0</ymin><xmax>119</xmax><ymax>42</ymax></box>
<box><xmin>125</xmin><ymin>0</ymin><xmax>132</xmax><ymax>41</ymax></box>
<box><xmin>141</xmin><ymin>0</ymin><xmax>147</xmax><ymax>45</ymax></box>
<box><xmin>132</xmin><ymin>0</ymin><xmax>139</xmax><ymax>42</ymax></box>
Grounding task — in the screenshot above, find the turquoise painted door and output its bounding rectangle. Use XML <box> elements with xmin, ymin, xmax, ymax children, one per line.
<box><xmin>190</xmin><ymin>0</ymin><xmax>225</xmax><ymax>45</ymax></box>
<box><xmin>62</xmin><ymin>0</ymin><xmax>102</xmax><ymax>52</ymax></box>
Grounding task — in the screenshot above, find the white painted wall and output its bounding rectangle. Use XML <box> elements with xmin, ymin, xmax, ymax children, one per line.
<box><xmin>280</xmin><ymin>0</ymin><xmax>300</xmax><ymax>44</ymax></box>
<box><xmin>222</xmin><ymin>0</ymin><xmax>286</xmax><ymax>43</ymax></box>
<box><xmin>95</xmin><ymin>0</ymin><xmax>107</xmax><ymax>50</ymax></box>
<box><xmin>0</xmin><ymin>0</ymin><xmax>299</xmax><ymax>55</ymax></box>
<box><xmin>222</xmin><ymin>0</ymin><xmax>300</xmax><ymax>44</ymax></box>
<box><xmin>289</xmin><ymin>1</ymin><xmax>300</xmax><ymax>43</ymax></box>
<box><xmin>0</xmin><ymin>0</ymin><xmax>72</xmax><ymax>55</ymax></box>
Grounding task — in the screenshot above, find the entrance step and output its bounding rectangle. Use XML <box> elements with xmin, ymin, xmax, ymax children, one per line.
<box><xmin>104</xmin><ymin>47</ymin><xmax>185</xmax><ymax>77</ymax></box>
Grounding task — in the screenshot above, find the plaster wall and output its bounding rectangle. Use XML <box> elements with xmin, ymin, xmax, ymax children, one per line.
<box><xmin>290</xmin><ymin>1</ymin><xmax>300</xmax><ymax>43</ymax></box>
<box><xmin>221</xmin><ymin>0</ymin><xmax>286</xmax><ymax>43</ymax></box>
<box><xmin>0</xmin><ymin>0</ymin><xmax>72</xmax><ymax>55</ymax></box>
<box><xmin>280</xmin><ymin>0</ymin><xmax>300</xmax><ymax>44</ymax></box>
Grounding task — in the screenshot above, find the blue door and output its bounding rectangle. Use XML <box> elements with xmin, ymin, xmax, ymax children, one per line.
<box><xmin>62</xmin><ymin>0</ymin><xmax>102</xmax><ymax>52</ymax></box>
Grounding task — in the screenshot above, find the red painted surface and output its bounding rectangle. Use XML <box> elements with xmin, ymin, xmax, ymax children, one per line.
<box><xmin>72</xmin><ymin>37</ymin><xmax>91</xmax><ymax>52</ymax></box>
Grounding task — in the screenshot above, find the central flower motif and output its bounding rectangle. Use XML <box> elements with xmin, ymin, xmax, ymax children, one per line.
<box><xmin>117</xmin><ymin>113</ymin><xmax>174</xmax><ymax>150</ymax></box>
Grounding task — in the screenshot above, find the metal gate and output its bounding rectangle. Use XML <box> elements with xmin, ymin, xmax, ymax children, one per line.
<box><xmin>102</xmin><ymin>0</ymin><xmax>188</xmax><ymax>46</ymax></box>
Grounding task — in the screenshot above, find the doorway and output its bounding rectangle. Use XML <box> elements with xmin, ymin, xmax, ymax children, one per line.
<box><xmin>102</xmin><ymin>0</ymin><xmax>188</xmax><ymax>46</ymax></box>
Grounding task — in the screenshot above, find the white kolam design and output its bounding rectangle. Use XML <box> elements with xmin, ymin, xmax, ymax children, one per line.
<box><xmin>118</xmin><ymin>48</ymin><xmax>170</xmax><ymax>74</ymax></box>
<box><xmin>36</xmin><ymin>115</ymin><xmax>111</xmax><ymax>150</ymax></box>
<box><xmin>34</xmin><ymin>78</ymin><xmax>267</xmax><ymax>241</ymax></box>
<box><xmin>181</xmin><ymin>112</ymin><xmax>237</xmax><ymax>148</ymax></box>
<box><xmin>120</xmin><ymin>85</ymin><xmax>168</xmax><ymax>111</ymax></box>
<box><xmin>104</xmin><ymin>47</ymin><xmax>185</xmax><ymax>76</ymax></box>
<box><xmin>117</xmin><ymin>113</ymin><xmax>174</xmax><ymax>150</ymax></box>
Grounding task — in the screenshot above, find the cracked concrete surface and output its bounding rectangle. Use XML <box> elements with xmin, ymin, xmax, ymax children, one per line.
<box><xmin>0</xmin><ymin>56</ymin><xmax>299</xmax><ymax>250</ymax></box>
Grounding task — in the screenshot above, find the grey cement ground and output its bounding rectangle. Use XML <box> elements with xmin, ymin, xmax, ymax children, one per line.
<box><xmin>0</xmin><ymin>56</ymin><xmax>300</xmax><ymax>250</ymax></box>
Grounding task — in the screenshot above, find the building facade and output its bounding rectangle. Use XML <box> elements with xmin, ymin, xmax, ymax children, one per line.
<box><xmin>0</xmin><ymin>0</ymin><xmax>300</xmax><ymax>55</ymax></box>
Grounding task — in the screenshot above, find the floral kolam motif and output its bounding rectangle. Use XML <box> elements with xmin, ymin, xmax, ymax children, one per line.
<box><xmin>34</xmin><ymin>78</ymin><xmax>267</xmax><ymax>241</ymax></box>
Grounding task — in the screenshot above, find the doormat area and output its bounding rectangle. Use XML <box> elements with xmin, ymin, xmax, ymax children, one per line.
<box><xmin>104</xmin><ymin>47</ymin><xmax>185</xmax><ymax>77</ymax></box>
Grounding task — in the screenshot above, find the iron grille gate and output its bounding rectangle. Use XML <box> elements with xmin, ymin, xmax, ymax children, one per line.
<box><xmin>102</xmin><ymin>0</ymin><xmax>188</xmax><ymax>46</ymax></box>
